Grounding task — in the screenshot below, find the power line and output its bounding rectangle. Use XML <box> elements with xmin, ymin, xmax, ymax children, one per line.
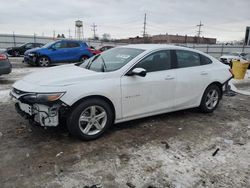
<box><xmin>196</xmin><ymin>21</ymin><xmax>204</xmax><ymax>43</ymax></box>
<box><xmin>91</xmin><ymin>23</ymin><xmax>97</xmax><ymax>39</ymax></box>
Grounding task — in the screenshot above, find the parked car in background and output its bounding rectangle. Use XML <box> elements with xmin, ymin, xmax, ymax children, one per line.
<box><xmin>89</xmin><ymin>46</ymin><xmax>102</xmax><ymax>55</ymax></box>
<box><xmin>99</xmin><ymin>45</ymin><xmax>114</xmax><ymax>52</ymax></box>
<box><xmin>220</xmin><ymin>52</ymin><xmax>247</xmax><ymax>64</ymax></box>
<box><xmin>89</xmin><ymin>45</ymin><xmax>115</xmax><ymax>55</ymax></box>
<box><xmin>24</xmin><ymin>40</ymin><xmax>93</xmax><ymax>67</ymax></box>
<box><xmin>11</xmin><ymin>44</ymin><xmax>233</xmax><ymax>140</ymax></box>
<box><xmin>0</xmin><ymin>53</ymin><xmax>12</xmax><ymax>76</ymax></box>
<box><xmin>6</xmin><ymin>42</ymin><xmax>44</xmax><ymax>57</ymax></box>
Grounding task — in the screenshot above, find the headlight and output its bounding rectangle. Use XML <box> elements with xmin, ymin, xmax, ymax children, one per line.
<box><xmin>28</xmin><ymin>53</ymin><xmax>36</xmax><ymax>57</ymax></box>
<box><xmin>37</xmin><ymin>93</ymin><xmax>65</xmax><ymax>102</ymax></box>
<box><xmin>22</xmin><ymin>92</ymin><xmax>65</xmax><ymax>103</ymax></box>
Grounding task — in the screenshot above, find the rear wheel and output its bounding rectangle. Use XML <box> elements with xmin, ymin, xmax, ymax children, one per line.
<box><xmin>37</xmin><ymin>56</ymin><xmax>50</xmax><ymax>67</ymax></box>
<box><xmin>199</xmin><ymin>84</ymin><xmax>221</xmax><ymax>113</ymax></box>
<box><xmin>80</xmin><ymin>55</ymin><xmax>89</xmax><ymax>63</ymax></box>
<box><xmin>67</xmin><ymin>98</ymin><xmax>114</xmax><ymax>140</ymax></box>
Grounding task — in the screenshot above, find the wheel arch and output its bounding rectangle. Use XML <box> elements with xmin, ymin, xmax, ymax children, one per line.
<box><xmin>205</xmin><ymin>81</ymin><xmax>223</xmax><ymax>99</ymax></box>
<box><xmin>70</xmin><ymin>95</ymin><xmax>116</xmax><ymax>120</ymax></box>
<box><xmin>36</xmin><ymin>54</ymin><xmax>51</xmax><ymax>63</ymax></box>
<box><xmin>79</xmin><ymin>54</ymin><xmax>90</xmax><ymax>61</ymax></box>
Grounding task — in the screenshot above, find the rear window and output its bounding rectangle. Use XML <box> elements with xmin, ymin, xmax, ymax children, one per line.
<box><xmin>200</xmin><ymin>54</ymin><xmax>212</xmax><ymax>65</ymax></box>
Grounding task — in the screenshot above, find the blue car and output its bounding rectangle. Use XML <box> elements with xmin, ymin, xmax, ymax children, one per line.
<box><xmin>24</xmin><ymin>40</ymin><xmax>93</xmax><ymax>67</ymax></box>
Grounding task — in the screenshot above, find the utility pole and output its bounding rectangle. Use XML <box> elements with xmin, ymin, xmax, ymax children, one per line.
<box><xmin>53</xmin><ymin>30</ymin><xmax>56</xmax><ymax>40</ymax></box>
<box><xmin>91</xmin><ymin>23</ymin><xmax>97</xmax><ymax>39</ymax></box>
<box><xmin>247</xmin><ymin>30</ymin><xmax>250</xmax><ymax>46</ymax></box>
<box><xmin>196</xmin><ymin>21</ymin><xmax>204</xmax><ymax>44</ymax></box>
<box><xmin>143</xmin><ymin>13</ymin><xmax>147</xmax><ymax>39</ymax></box>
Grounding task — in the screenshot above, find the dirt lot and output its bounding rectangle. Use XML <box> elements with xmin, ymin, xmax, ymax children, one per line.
<box><xmin>0</xmin><ymin>59</ymin><xmax>250</xmax><ymax>188</ymax></box>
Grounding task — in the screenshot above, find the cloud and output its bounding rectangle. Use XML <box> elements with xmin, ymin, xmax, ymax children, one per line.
<box><xmin>0</xmin><ymin>0</ymin><xmax>249</xmax><ymax>41</ymax></box>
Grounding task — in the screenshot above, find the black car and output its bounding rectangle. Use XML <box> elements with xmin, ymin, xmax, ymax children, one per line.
<box><xmin>6</xmin><ymin>42</ymin><xmax>44</xmax><ymax>57</ymax></box>
<box><xmin>0</xmin><ymin>54</ymin><xmax>12</xmax><ymax>76</ymax></box>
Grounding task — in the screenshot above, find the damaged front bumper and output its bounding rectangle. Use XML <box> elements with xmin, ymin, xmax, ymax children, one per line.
<box><xmin>10</xmin><ymin>88</ymin><xmax>68</xmax><ymax>127</ymax></box>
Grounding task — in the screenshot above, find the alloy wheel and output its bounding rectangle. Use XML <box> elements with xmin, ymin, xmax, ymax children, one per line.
<box><xmin>78</xmin><ymin>105</ymin><xmax>107</xmax><ymax>136</ymax></box>
<box><xmin>39</xmin><ymin>57</ymin><xmax>49</xmax><ymax>67</ymax></box>
<box><xmin>205</xmin><ymin>89</ymin><xmax>219</xmax><ymax>110</ymax></box>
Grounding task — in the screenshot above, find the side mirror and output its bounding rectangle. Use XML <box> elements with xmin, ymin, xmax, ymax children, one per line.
<box><xmin>127</xmin><ymin>68</ymin><xmax>147</xmax><ymax>77</ymax></box>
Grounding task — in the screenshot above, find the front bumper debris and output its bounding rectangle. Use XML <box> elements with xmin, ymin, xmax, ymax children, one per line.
<box><xmin>10</xmin><ymin>89</ymin><xmax>66</xmax><ymax>127</ymax></box>
<box><xmin>14</xmin><ymin>99</ymin><xmax>60</xmax><ymax>126</ymax></box>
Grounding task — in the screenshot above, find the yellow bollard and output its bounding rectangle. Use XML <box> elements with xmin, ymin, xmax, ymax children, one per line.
<box><xmin>232</xmin><ymin>60</ymin><xmax>249</xmax><ymax>79</ymax></box>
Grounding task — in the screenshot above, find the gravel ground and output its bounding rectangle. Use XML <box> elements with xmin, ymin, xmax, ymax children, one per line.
<box><xmin>0</xmin><ymin>58</ymin><xmax>250</xmax><ymax>188</ymax></box>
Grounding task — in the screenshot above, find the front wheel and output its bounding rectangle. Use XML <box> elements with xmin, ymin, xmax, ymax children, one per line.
<box><xmin>37</xmin><ymin>56</ymin><xmax>50</xmax><ymax>67</ymax></box>
<box><xmin>67</xmin><ymin>98</ymin><xmax>114</xmax><ymax>140</ymax></box>
<box><xmin>199</xmin><ymin>85</ymin><xmax>221</xmax><ymax>113</ymax></box>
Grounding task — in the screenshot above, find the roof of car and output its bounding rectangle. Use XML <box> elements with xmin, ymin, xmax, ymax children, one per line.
<box><xmin>58</xmin><ymin>39</ymin><xmax>86</xmax><ymax>43</ymax></box>
<box><xmin>122</xmin><ymin>44</ymin><xmax>190</xmax><ymax>51</ymax></box>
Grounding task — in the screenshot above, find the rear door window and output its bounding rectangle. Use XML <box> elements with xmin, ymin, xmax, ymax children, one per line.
<box><xmin>67</xmin><ymin>41</ymin><xmax>80</xmax><ymax>48</ymax></box>
<box><xmin>176</xmin><ymin>50</ymin><xmax>201</xmax><ymax>68</ymax></box>
<box><xmin>135</xmin><ymin>50</ymin><xmax>172</xmax><ymax>72</ymax></box>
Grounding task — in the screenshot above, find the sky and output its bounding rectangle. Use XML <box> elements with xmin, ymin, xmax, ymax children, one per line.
<box><xmin>0</xmin><ymin>0</ymin><xmax>249</xmax><ymax>42</ymax></box>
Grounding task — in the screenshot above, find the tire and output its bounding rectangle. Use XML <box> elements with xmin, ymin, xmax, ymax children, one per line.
<box><xmin>199</xmin><ymin>84</ymin><xmax>221</xmax><ymax>113</ymax></box>
<box><xmin>67</xmin><ymin>98</ymin><xmax>114</xmax><ymax>140</ymax></box>
<box><xmin>79</xmin><ymin>55</ymin><xmax>89</xmax><ymax>63</ymax></box>
<box><xmin>37</xmin><ymin>56</ymin><xmax>50</xmax><ymax>67</ymax></box>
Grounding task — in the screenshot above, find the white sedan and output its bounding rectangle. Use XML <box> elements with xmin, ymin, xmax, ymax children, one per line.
<box><xmin>10</xmin><ymin>44</ymin><xmax>233</xmax><ymax>140</ymax></box>
<box><xmin>220</xmin><ymin>52</ymin><xmax>247</xmax><ymax>64</ymax></box>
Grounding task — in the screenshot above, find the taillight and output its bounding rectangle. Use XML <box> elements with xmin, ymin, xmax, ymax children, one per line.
<box><xmin>88</xmin><ymin>48</ymin><xmax>93</xmax><ymax>52</ymax></box>
<box><xmin>0</xmin><ymin>54</ymin><xmax>7</xmax><ymax>60</ymax></box>
<box><xmin>229</xmin><ymin>68</ymin><xmax>234</xmax><ymax>77</ymax></box>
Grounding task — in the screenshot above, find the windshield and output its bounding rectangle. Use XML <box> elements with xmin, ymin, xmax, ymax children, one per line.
<box><xmin>81</xmin><ymin>47</ymin><xmax>145</xmax><ymax>72</ymax></box>
<box><xmin>17</xmin><ymin>43</ymin><xmax>26</xmax><ymax>47</ymax></box>
<box><xmin>41</xmin><ymin>41</ymin><xmax>56</xmax><ymax>48</ymax></box>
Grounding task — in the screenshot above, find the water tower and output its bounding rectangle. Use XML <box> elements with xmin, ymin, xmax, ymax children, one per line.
<box><xmin>75</xmin><ymin>20</ymin><xmax>84</xmax><ymax>40</ymax></box>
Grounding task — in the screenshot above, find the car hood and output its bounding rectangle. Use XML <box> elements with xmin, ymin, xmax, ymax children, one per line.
<box><xmin>20</xmin><ymin>64</ymin><xmax>103</xmax><ymax>86</ymax></box>
<box><xmin>220</xmin><ymin>55</ymin><xmax>239</xmax><ymax>59</ymax></box>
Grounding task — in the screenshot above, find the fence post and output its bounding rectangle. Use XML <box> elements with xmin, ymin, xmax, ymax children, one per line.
<box><xmin>221</xmin><ymin>44</ymin><xmax>224</xmax><ymax>56</ymax></box>
<box><xmin>206</xmin><ymin>44</ymin><xmax>209</xmax><ymax>53</ymax></box>
<box><xmin>13</xmin><ymin>32</ymin><xmax>16</xmax><ymax>47</ymax></box>
<box><xmin>242</xmin><ymin>44</ymin><xmax>245</xmax><ymax>52</ymax></box>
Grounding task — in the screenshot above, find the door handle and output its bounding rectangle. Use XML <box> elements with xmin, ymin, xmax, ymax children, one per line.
<box><xmin>200</xmin><ymin>72</ymin><xmax>208</xmax><ymax>75</ymax></box>
<box><xmin>165</xmin><ymin>76</ymin><xmax>175</xmax><ymax>80</ymax></box>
